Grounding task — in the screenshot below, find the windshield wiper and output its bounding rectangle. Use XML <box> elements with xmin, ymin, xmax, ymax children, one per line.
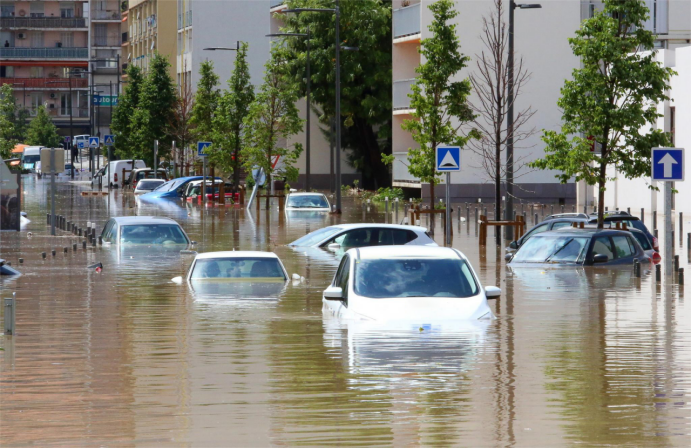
<box><xmin>545</xmin><ymin>238</ymin><xmax>574</xmax><ymax>262</ymax></box>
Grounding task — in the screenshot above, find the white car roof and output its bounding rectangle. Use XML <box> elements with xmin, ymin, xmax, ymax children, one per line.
<box><xmin>111</xmin><ymin>216</ymin><xmax>180</xmax><ymax>225</ymax></box>
<box><xmin>195</xmin><ymin>251</ymin><xmax>281</xmax><ymax>260</ymax></box>
<box><xmin>331</xmin><ymin>223</ymin><xmax>429</xmax><ymax>233</ymax></box>
<box><xmin>188</xmin><ymin>179</ymin><xmax>225</xmax><ymax>185</ymax></box>
<box><xmin>288</xmin><ymin>192</ymin><xmax>327</xmax><ymax>197</ymax></box>
<box><xmin>350</xmin><ymin>245</ymin><xmax>464</xmax><ymax>260</ymax></box>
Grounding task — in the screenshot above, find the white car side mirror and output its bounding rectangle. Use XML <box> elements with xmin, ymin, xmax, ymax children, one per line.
<box><xmin>171</xmin><ymin>276</ymin><xmax>183</xmax><ymax>284</ymax></box>
<box><xmin>327</xmin><ymin>243</ymin><xmax>340</xmax><ymax>251</ymax></box>
<box><xmin>485</xmin><ymin>286</ymin><xmax>501</xmax><ymax>299</ymax></box>
<box><xmin>323</xmin><ymin>286</ymin><xmax>343</xmax><ymax>300</ymax></box>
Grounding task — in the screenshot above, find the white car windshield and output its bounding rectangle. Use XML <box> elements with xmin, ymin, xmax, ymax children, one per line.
<box><xmin>191</xmin><ymin>257</ymin><xmax>286</xmax><ymax>280</ymax></box>
<box><xmin>137</xmin><ymin>180</ymin><xmax>164</xmax><ymax>190</ymax></box>
<box><xmin>286</xmin><ymin>195</ymin><xmax>329</xmax><ymax>208</ymax></box>
<box><xmin>289</xmin><ymin>227</ymin><xmax>342</xmax><ymax>246</ymax></box>
<box><xmin>120</xmin><ymin>224</ymin><xmax>189</xmax><ymax>245</ymax></box>
<box><xmin>354</xmin><ymin>258</ymin><xmax>479</xmax><ymax>298</ymax></box>
<box><xmin>512</xmin><ymin>235</ymin><xmax>589</xmax><ymax>263</ymax></box>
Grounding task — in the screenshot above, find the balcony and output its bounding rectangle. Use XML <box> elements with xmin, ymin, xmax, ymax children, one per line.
<box><xmin>580</xmin><ymin>0</ymin><xmax>668</xmax><ymax>33</ymax></box>
<box><xmin>0</xmin><ymin>17</ymin><xmax>87</xmax><ymax>29</ymax></box>
<box><xmin>92</xmin><ymin>10</ymin><xmax>121</xmax><ymax>21</ymax></box>
<box><xmin>0</xmin><ymin>47</ymin><xmax>88</xmax><ymax>59</ymax></box>
<box><xmin>392</xmin><ymin>152</ymin><xmax>420</xmax><ymax>188</ymax></box>
<box><xmin>393</xmin><ymin>3</ymin><xmax>421</xmax><ymax>40</ymax></box>
<box><xmin>1</xmin><ymin>77</ymin><xmax>89</xmax><ymax>89</ymax></box>
<box><xmin>393</xmin><ymin>78</ymin><xmax>415</xmax><ymax>113</ymax></box>
<box><xmin>93</xmin><ymin>36</ymin><xmax>121</xmax><ymax>47</ymax></box>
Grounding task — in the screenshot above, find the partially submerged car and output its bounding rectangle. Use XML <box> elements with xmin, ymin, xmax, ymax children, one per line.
<box><xmin>139</xmin><ymin>176</ymin><xmax>215</xmax><ymax>200</ymax></box>
<box><xmin>289</xmin><ymin>224</ymin><xmax>436</xmax><ymax>249</ymax></box>
<box><xmin>182</xmin><ymin>179</ymin><xmax>238</xmax><ymax>203</ymax></box>
<box><xmin>100</xmin><ymin>216</ymin><xmax>191</xmax><ymax>246</ymax></box>
<box><xmin>134</xmin><ymin>178</ymin><xmax>166</xmax><ymax>194</ymax></box>
<box><xmin>126</xmin><ymin>168</ymin><xmax>168</xmax><ymax>189</ymax></box>
<box><xmin>285</xmin><ymin>192</ymin><xmax>331</xmax><ymax>211</ymax></box>
<box><xmin>588</xmin><ymin>211</ymin><xmax>657</xmax><ymax>251</ymax></box>
<box><xmin>507</xmin><ymin>228</ymin><xmax>651</xmax><ymax>267</ymax></box>
<box><xmin>322</xmin><ymin>246</ymin><xmax>499</xmax><ymax>321</ymax></box>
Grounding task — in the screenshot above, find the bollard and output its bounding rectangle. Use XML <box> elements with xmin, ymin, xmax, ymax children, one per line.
<box><xmin>583</xmin><ymin>205</ymin><xmax>587</xmax><ymax>215</ymax></box>
<box><xmin>63</xmin><ymin>247</ymin><xmax>68</xmax><ymax>253</ymax></box>
<box><xmin>41</xmin><ymin>252</ymin><xmax>46</xmax><ymax>259</ymax></box>
<box><xmin>551</xmin><ymin>205</ymin><xmax>554</xmax><ymax>215</ymax></box>
<box><xmin>82</xmin><ymin>240</ymin><xmax>87</xmax><ymax>249</ymax></box>
<box><xmin>534</xmin><ymin>213</ymin><xmax>538</xmax><ymax>226</ymax></box>
<box><xmin>475</xmin><ymin>208</ymin><xmax>478</xmax><ymax>231</ymax></box>
<box><xmin>605</xmin><ymin>206</ymin><xmax>608</xmax><ymax>212</ymax></box>
<box><xmin>66</xmin><ymin>221</ymin><xmax>71</xmax><ymax>232</ymax></box>
<box><xmin>680</xmin><ymin>212</ymin><xmax>683</xmax><ymax>245</ymax></box>
<box><xmin>78</xmin><ymin>228</ymin><xmax>83</xmax><ymax>237</ymax></box>
<box><xmin>46</xmin><ymin>213</ymin><xmax>50</xmax><ymax>225</ymax></box>
<box><xmin>653</xmin><ymin>211</ymin><xmax>657</xmax><ymax>231</ymax></box>
<box><xmin>688</xmin><ymin>233</ymin><xmax>691</xmax><ymax>254</ymax></box>
<box><xmin>73</xmin><ymin>243</ymin><xmax>77</xmax><ymax>252</ymax></box>
<box><xmin>633</xmin><ymin>259</ymin><xmax>641</xmax><ymax>277</ymax></box>
<box><xmin>4</xmin><ymin>293</ymin><xmax>16</xmax><ymax>336</ymax></box>
<box><xmin>627</xmin><ymin>207</ymin><xmax>630</xmax><ymax>215</ymax></box>
<box><xmin>466</xmin><ymin>207</ymin><xmax>470</xmax><ymax>224</ymax></box>
<box><xmin>656</xmin><ymin>264</ymin><xmax>661</xmax><ymax>282</ymax></box>
<box><xmin>674</xmin><ymin>255</ymin><xmax>679</xmax><ymax>274</ymax></box>
<box><xmin>18</xmin><ymin>258</ymin><xmax>23</xmax><ymax>264</ymax></box>
<box><xmin>572</xmin><ymin>205</ymin><xmax>575</xmax><ymax>213</ymax></box>
<box><xmin>679</xmin><ymin>268</ymin><xmax>685</xmax><ymax>285</ymax></box>
<box><xmin>523</xmin><ymin>211</ymin><xmax>527</xmax><ymax>223</ymax></box>
<box><xmin>98</xmin><ymin>236</ymin><xmax>103</xmax><ymax>245</ymax></box>
<box><xmin>641</xmin><ymin>208</ymin><xmax>644</xmax><ymax>221</ymax></box>
<box><xmin>561</xmin><ymin>205</ymin><xmax>564</xmax><ymax>214</ymax></box>
<box><xmin>92</xmin><ymin>237</ymin><xmax>96</xmax><ymax>247</ymax></box>
<box><xmin>654</xmin><ymin>229</ymin><xmax>658</xmax><ymax>239</ymax></box>
<box><xmin>395</xmin><ymin>199</ymin><xmax>399</xmax><ymax>223</ymax></box>
<box><xmin>51</xmin><ymin>249</ymin><xmax>56</xmax><ymax>257</ymax></box>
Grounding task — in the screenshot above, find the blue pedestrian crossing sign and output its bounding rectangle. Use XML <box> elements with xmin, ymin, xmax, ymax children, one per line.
<box><xmin>197</xmin><ymin>141</ymin><xmax>212</xmax><ymax>157</ymax></box>
<box><xmin>652</xmin><ymin>147</ymin><xmax>684</xmax><ymax>182</ymax></box>
<box><xmin>436</xmin><ymin>146</ymin><xmax>461</xmax><ymax>172</ymax></box>
<box><xmin>89</xmin><ymin>136</ymin><xmax>99</xmax><ymax>148</ymax></box>
<box><xmin>104</xmin><ymin>135</ymin><xmax>115</xmax><ymax>146</ymax></box>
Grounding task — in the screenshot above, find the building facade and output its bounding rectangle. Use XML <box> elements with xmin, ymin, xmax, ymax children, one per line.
<box><xmin>124</xmin><ymin>0</ymin><xmax>176</xmax><ymax>80</ymax></box>
<box><xmin>391</xmin><ymin>0</ymin><xmax>690</xmax><ymax>205</ymax></box>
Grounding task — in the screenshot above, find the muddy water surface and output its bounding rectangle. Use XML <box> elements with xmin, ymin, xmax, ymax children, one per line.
<box><xmin>0</xmin><ymin>177</ymin><xmax>689</xmax><ymax>447</ymax></box>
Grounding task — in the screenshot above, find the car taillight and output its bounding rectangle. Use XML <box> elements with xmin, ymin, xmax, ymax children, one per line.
<box><xmin>652</xmin><ymin>236</ymin><xmax>659</xmax><ymax>251</ymax></box>
<box><xmin>652</xmin><ymin>252</ymin><xmax>661</xmax><ymax>264</ymax></box>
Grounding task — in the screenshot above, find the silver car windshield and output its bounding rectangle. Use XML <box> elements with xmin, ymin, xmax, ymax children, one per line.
<box><xmin>512</xmin><ymin>236</ymin><xmax>589</xmax><ymax>263</ymax></box>
<box><xmin>354</xmin><ymin>258</ymin><xmax>479</xmax><ymax>298</ymax></box>
<box><xmin>120</xmin><ymin>224</ymin><xmax>189</xmax><ymax>245</ymax></box>
<box><xmin>286</xmin><ymin>195</ymin><xmax>329</xmax><ymax>208</ymax></box>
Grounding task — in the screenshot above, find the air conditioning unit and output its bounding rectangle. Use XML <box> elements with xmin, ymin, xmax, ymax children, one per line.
<box><xmin>50</xmin><ymin>93</ymin><xmax>57</xmax><ymax>99</ymax></box>
<box><xmin>17</xmin><ymin>33</ymin><xmax>26</xmax><ymax>39</ymax></box>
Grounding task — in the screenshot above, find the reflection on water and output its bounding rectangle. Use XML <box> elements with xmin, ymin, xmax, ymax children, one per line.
<box><xmin>0</xmin><ymin>178</ymin><xmax>689</xmax><ymax>446</ymax></box>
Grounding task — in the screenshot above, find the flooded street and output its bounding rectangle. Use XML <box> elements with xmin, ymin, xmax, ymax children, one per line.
<box><xmin>1</xmin><ymin>176</ymin><xmax>689</xmax><ymax>446</ymax></box>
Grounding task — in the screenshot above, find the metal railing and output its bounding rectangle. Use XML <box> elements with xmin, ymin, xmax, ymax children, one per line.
<box><xmin>580</xmin><ymin>0</ymin><xmax>667</xmax><ymax>33</ymax></box>
<box><xmin>92</xmin><ymin>10</ymin><xmax>121</xmax><ymax>20</ymax></box>
<box><xmin>93</xmin><ymin>36</ymin><xmax>121</xmax><ymax>47</ymax></box>
<box><xmin>0</xmin><ymin>77</ymin><xmax>89</xmax><ymax>88</ymax></box>
<box><xmin>93</xmin><ymin>59</ymin><xmax>118</xmax><ymax>69</ymax></box>
<box><xmin>0</xmin><ymin>47</ymin><xmax>88</xmax><ymax>58</ymax></box>
<box><xmin>0</xmin><ymin>17</ymin><xmax>86</xmax><ymax>28</ymax></box>
<box><xmin>393</xmin><ymin>78</ymin><xmax>416</xmax><ymax>110</ymax></box>
<box><xmin>392</xmin><ymin>152</ymin><xmax>420</xmax><ymax>184</ymax></box>
<box><xmin>393</xmin><ymin>3</ymin><xmax>421</xmax><ymax>39</ymax></box>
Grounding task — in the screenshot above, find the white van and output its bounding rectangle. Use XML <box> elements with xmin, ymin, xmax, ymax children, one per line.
<box><xmin>94</xmin><ymin>160</ymin><xmax>146</xmax><ymax>187</ymax></box>
<box><xmin>73</xmin><ymin>135</ymin><xmax>89</xmax><ymax>149</ymax></box>
<box><xmin>21</xmin><ymin>146</ymin><xmax>44</xmax><ymax>172</ymax></box>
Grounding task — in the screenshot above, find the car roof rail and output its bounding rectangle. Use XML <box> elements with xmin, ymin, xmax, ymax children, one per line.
<box><xmin>543</xmin><ymin>213</ymin><xmax>590</xmax><ymax>221</ymax></box>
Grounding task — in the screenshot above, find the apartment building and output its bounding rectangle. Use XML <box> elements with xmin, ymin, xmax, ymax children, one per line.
<box><xmin>124</xmin><ymin>0</ymin><xmax>176</xmax><ymax>80</ymax></box>
<box><xmin>391</xmin><ymin>0</ymin><xmax>690</xmax><ymax>204</ymax></box>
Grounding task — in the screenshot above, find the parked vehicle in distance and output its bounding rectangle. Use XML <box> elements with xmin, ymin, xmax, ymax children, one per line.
<box><xmin>285</xmin><ymin>192</ymin><xmax>331</xmax><ymax>211</ymax></box>
<box><xmin>73</xmin><ymin>135</ymin><xmax>89</xmax><ymax>149</ymax></box>
<box><xmin>625</xmin><ymin>227</ymin><xmax>660</xmax><ymax>264</ymax></box>
<box><xmin>100</xmin><ymin>216</ymin><xmax>191</xmax><ymax>246</ymax></box>
<box><xmin>182</xmin><ymin>179</ymin><xmax>238</xmax><ymax>203</ymax></box>
<box><xmin>508</xmin><ymin>216</ymin><xmax>590</xmax><ymax>252</ymax></box>
<box><xmin>507</xmin><ymin>228</ymin><xmax>651</xmax><ymax>267</ymax></box>
<box><xmin>588</xmin><ymin>211</ymin><xmax>657</xmax><ymax>251</ymax></box>
<box><xmin>126</xmin><ymin>168</ymin><xmax>168</xmax><ymax>188</ymax></box>
<box><xmin>134</xmin><ymin>179</ymin><xmax>166</xmax><ymax>194</ymax></box>
<box><xmin>322</xmin><ymin>246</ymin><xmax>498</xmax><ymax>321</ymax></box>
<box><xmin>139</xmin><ymin>176</ymin><xmax>220</xmax><ymax>200</ymax></box>
<box><xmin>289</xmin><ymin>224</ymin><xmax>437</xmax><ymax>249</ymax></box>
<box><xmin>185</xmin><ymin>251</ymin><xmax>288</xmax><ymax>281</ymax></box>
<box><xmin>93</xmin><ymin>160</ymin><xmax>147</xmax><ymax>188</ymax></box>
<box><xmin>21</xmin><ymin>146</ymin><xmax>43</xmax><ymax>172</ymax></box>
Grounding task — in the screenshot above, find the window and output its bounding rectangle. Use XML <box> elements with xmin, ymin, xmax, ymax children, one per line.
<box><xmin>551</xmin><ymin>221</ymin><xmax>574</xmax><ymax>230</ymax></box>
<box><xmin>191</xmin><ymin>257</ymin><xmax>286</xmax><ymax>280</ymax></box>
<box><xmin>520</xmin><ymin>222</ymin><xmax>550</xmax><ymax>245</ymax></box>
<box><xmin>30</xmin><ymin>66</ymin><xmax>43</xmax><ymax>78</ymax></box>
<box><xmin>95</xmin><ymin>24</ymin><xmax>107</xmax><ymax>46</ymax></box>
<box><xmin>1</xmin><ymin>3</ymin><xmax>15</xmax><ymax>17</ymax></box>
<box><xmin>30</xmin><ymin>2</ymin><xmax>44</xmax><ymax>17</ymax></box>
<box><xmin>337</xmin><ymin>256</ymin><xmax>350</xmax><ymax>303</ymax></box>
<box><xmin>377</xmin><ymin>229</ymin><xmax>417</xmax><ymax>245</ymax></box>
<box><xmin>512</xmin><ymin>236</ymin><xmax>590</xmax><ymax>264</ymax></box>
<box><xmin>60</xmin><ymin>3</ymin><xmax>74</xmax><ymax>18</ymax></box>
<box><xmin>592</xmin><ymin>236</ymin><xmax>615</xmax><ymax>260</ymax></box>
<box><xmin>101</xmin><ymin>220</ymin><xmax>115</xmax><ymax>242</ymax></box>
<box><xmin>0</xmin><ymin>66</ymin><xmax>14</xmax><ymax>77</ymax></box>
<box><xmin>60</xmin><ymin>32</ymin><xmax>74</xmax><ymax>47</ymax></box>
<box><xmin>630</xmin><ymin>231</ymin><xmax>651</xmax><ymax>251</ymax></box>
<box><xmin>59</xmin><ymin>92</ymin><xmax>71</xmax><ymax>116</ymax></box>
<box><xmin>30</xmin><ymin>31</ymin><xmax>44</xmax><ymax>47</ymax></box>
<box><xmin>30</xmin><ymin>92</ymin><xmax>42</xmax><ymax>115</ymax></box>
<box><xmin>329</xmin><ymin>229</ymin><xmax>375</xmax><ymax>248</ymax></box>
<box><xmin>612</xmin><ymin>236</ymin><xmax>634</xmax><ymax>259</ymax></box>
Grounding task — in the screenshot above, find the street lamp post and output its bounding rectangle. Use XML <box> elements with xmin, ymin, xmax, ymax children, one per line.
<box><xmin>266</xmin><ymin>28</ymin><xmax>312</xmax><ymax>191</ymax></box>
<box><xmin>47</xmin><ymin>74</ymin><xmax>75</xmax><ymax>179</ymax></box>
<box><xmin>506</xmin><ymin>2</ymin><xmax>541</xmax><ymax>239</ymax></box>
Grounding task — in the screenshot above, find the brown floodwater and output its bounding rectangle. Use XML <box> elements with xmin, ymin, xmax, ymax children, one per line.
<box><xmin>0</xmin><ymin>176</ymin><xmax>689</xmax><ymax>447</ymax></box>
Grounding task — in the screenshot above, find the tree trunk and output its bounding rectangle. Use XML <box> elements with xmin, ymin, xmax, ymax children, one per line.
<box><xmin>355</xmin><ymin>118</ymin><xmax>390</xmax><ymax>190</ymax></box>
<box><xmin>495</xmin><ymin>139</ymin><xmax>501</xmax><ymax>245</ymax></box>
<box><xmin>597</xmin><ymin>159</ymin><xmax>607</xmax><ymax>229</ymax></box>
<box><xmin>234</xmin><ymin>124</ymin><xmax>240</xmax><ymax>193</ymax></box>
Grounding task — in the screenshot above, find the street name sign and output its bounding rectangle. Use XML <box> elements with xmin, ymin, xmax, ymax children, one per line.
<box><xmin>104</xmin><ymin>135</ymin><xmax>115</xmax><ymax>146</ymax></box>
<box><xmin>89</xmin><ymin>136</ymin><xmax>99</xmax><ymax>148</ymax></box>
<box><xmin>652</xmin><ymin>147</ymin><xmax>684</xmax><ymax>182</ymax></box>
<box><xmin>197</xmin><ymin>141</ymin><xmax>212</xmax><ymax>157</ymax></box>
<box><xmin>436</xmin><ymin>146</ymin><xmax>461</xmax><ymax>172</ymax></box>
<box><xmin>92</xmin><ymin>95</ymin><xmax>119</xmax><ymax>106</ymax></box>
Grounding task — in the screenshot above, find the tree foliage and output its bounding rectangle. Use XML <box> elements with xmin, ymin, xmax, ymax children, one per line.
<box><xmin>390</xmin><ymin>0</ymin><xmax>478</xmax><ymax>206</ymax></box>
<box><xmin>280</xmin><ymin>0</ymin><xmax>392</xmax><ymax>188</ymax></box>
<box><xmin>191</xmin><ymin>60</ymin><xmax>220</xmax><ymax>143</ymax></box>
<box><xmin>242</xmin><ymin>47</ymin><xmax>304</xmax><ymax>187</ymax></box>
<box><xmin>530</xmin><ymin>0</ymin><xmax>674</xmax><ymax>227</ymax></box>
<box><xmin>26</xmin><ymin>105</ymin><xmax>61</xmax><ymax>148</ymax></box>
<box><xmin>129</xmin><ymin>54</ymin><xmax>177</xmax><ymax>167</ymax></box>
<box><xmin>211</xmin><ymin>43</ymin><xmax>255</xmax><ymax>186</ymax></box>
<box><xmin>168</xmin><ymin>74</ymin><xmax>195</xmax><ymax>175</ymax></box>
<box><xmin>0</xmin><ymin>84</ymin><xmax>19</xmax><ymax>159</ymax></box>
<box><xmin>111</xmin><ymin>64</ymin><xmax>144</xmax><ymax>159</ymax></box>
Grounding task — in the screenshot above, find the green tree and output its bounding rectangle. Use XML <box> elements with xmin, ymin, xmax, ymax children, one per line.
<box><xmin>130</xmin><ymin>54</ymin><xmax>176</xmax><ymax>167</ymax></box>
<box><xmin>212</xmin><ymin>43</ymin><xmax>254</xmax><ymax>189</ymax></box>
<box><xmin>280</xmin><ymin>0</ymin><xmax>392</xmax><ymax>189</ymax></box>
<box><xmin>388</xmin><ymin>0</ymin><xmax>478</xmax><ymax>207</ymax></box>
<box><xmin>530</xmin><ymin>0</ymin><xmax>674</xmax><ymax>227</ymax></box>
<box><xmin>111</xmin><ymin>64</ymin><xmax>144</xmax><ymax>159</ymax></box>
<box><xmin>191</xmin><ymin>60</ymin><xmax>220</xmax><ymax>142</ymax></box>
<box><xmin>26</xmin><ymin>105</ymin><xmax>61</xmax><ymax>148</ymax></box>
<box><xmin>242</xmin><ymin>47</ymin><xmax>303</xmax><ymax>204</ymax></box>
<box><xmin>0</xmin><ymin>84</ymin><xmax>18</xmax><ymax>159</ymax></box>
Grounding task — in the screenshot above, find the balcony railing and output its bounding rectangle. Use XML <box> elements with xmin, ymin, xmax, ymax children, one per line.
<box><xmin>392</xmin><ymin>152</ymin><xmax>420</xmax><ymax>185</ymax></box>
<box><xmin>0</xmin><ymin>47</ymin><xmax>88</xmax><ymax>58</ymax></box>
<box><xmin>93</xmin><ymin>59</ymin><xmax>119</xmax><ymax>69</ymax></box>
<box><xmin>393</xmin><ymin>78</ymin><xmax>416</xmax><ymax>110</ymax></box>
<box><xmin>1</xmin><ymin>77</ymin><xmax>89</xmax><ymax>88</ymax></box>
<box><xmin>580</xmin><ymin>0</ymin><xmax>668</xmax><ymax>33</ymax></box>
<box><xmin>0</xmin><ymin>17</ymin><xmax>87</xmax><ymax>28</ymax></box>
<box><xmin>178</xmin><ymin>11</ymin><xmax>192</xmax><ymax>29</ymax></box>
<box><xmin>93</xmin><ymin>36</ymin><xmax>121</xmax><ymax>47</ymax></box>
<box><xmin>393</xmin><ymin>3</ymin><xmax>421</xmax><ymax>39</ymax></box>
<box><xmin>92</xmin><ymin>10</ymin><xmax>121</xmax><ymax>20</ymax></box>
<box><xmin>270</xmin><ymin>0</ymin><xmax>285</xmax><ymax>8</ymax></box>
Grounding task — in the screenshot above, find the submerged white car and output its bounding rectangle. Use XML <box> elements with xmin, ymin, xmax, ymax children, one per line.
<box><xmin>285</xmin><ymin>192</ymin><xmax>331</xmax><ymax>211</ymax></box>
<box><xmin>322</xmin><ymin>246</ymin><xmax>499</xmax><ymax>321</ymax></box>
<box><xmin>289</xmin><ymin>224</ymin><xmax>436</xmax><ymax>249</ymax></box>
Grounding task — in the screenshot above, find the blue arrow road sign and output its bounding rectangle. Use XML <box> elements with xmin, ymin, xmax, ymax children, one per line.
<box><xmin>652</xmin><ymin>147</ymin><xmax>684</xmax><ymax>182</ymax></box>
<box><xmin>104</xmin><ymin>135</ymin><xmax>115</xmax><ymax>146</ymax></box>
<box><xmin>436</xmin><ymin>146</ymin><xmax>461</xmax><ymax>172</ymax></box>
<box><xmin>89</xmin><ymin>136</ymin><xmax>99</xmax><ymax>148</ymax></box>
<box><xmin>197</xmin><ymin>141</ymin><xmax>212</xmax><ymax>157</ymax></box>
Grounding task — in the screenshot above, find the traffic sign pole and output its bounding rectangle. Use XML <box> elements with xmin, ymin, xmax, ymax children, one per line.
<box><xmin>435</xmin><ymin>146</ymin><xmax>461</xmax><ymax>246</ymax></box>
<box><xmin>446</xmin><ymin>172</ymin><xmax>451</xmax><ymax>247</ymax></box>
<box><xmin>665</xmin><ymin>183</ymin><xmax>673</xmax><ymax>275</ymax></box>
<box><xmin>651</xmin><ymin>147</ymin><xmax>684</xmax><ymax>276</ymax></box>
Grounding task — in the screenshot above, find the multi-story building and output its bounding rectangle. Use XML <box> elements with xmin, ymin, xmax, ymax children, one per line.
<box><xmin>391</xmin><ymin>0</ymin><xmax>690</xmax><ymax>205</ymax></box>
<box><xmin>125</xmin><ymin>0</ymin><xmax>176</xmax><ymax>80</ymax></box>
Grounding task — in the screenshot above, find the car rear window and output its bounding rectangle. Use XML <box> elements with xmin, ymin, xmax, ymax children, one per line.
<box><xmin>630</xmin><ymin>231</ymin><xmax>651</xmax><ymax>250</ymax></box>
<box><xmin>137</xmin><ymin>180</ymin><xmax>164</xmax><ymax>190</ymax></box>
<box><xmin>191</xmin><ymin>257</ymin><xmax>286</xmax><ymax>280</ymax></box>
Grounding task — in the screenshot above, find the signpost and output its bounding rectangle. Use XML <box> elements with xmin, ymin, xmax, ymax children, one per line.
<box><xmin>198</xmin><ymin>142</ymin><xmax>211</xmax><ymax>207</ymax></box>
<box><xmin>89</xmin><ymin>137</ymin><xmax>99</xmax><ymax>178</ymax></box>
<box><xmin>652</xmin><ymin>147</ymin><xmax>684</xmax><ymax>275</ymax></box>
<box><xmin>436</xmin><ymin>146</ymin><xmax>461</xmax><ymax>247</ymax></box>
<box><xmin>104</xmin><ymin>135</ymin><xmax>115</xmax><ymax>146</ymax></box>
<box><xmin>41</xmin><ymin>148</ymin><xmax>65</xmax><ymax>236</ymax></box>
